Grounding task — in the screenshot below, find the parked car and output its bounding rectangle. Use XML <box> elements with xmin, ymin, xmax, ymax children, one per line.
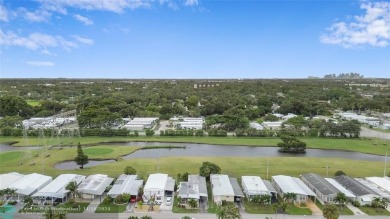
<box><xmin>130</xmin><ymin>197</ymin><xmax>137</xmax><ymax>203</ymax></box>
<box><xmin>166</xmin><ymin>196</ymin><xmax>172</xmax><ymax>206</ymax></box>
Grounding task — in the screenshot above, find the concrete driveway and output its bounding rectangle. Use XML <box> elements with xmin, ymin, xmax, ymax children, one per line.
<box><xmin>159</xmin><ymin>196</ymin><xmax>173</xmax><ymax>211</ymax></box>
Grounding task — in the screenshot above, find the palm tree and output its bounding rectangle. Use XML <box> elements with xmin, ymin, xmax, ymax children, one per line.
<box><xmin>278</xmin><ymin>201</ymin><xmax>288</xmax><ymax>219</ymax></box>
<box><xmin>23</xmin><ymin>195</ymin><xmax>33</xmax><ymax>206</ymax></box>
<box><xmin>65</xmin><ymin>181</ymin><xmax>78</xmax><ymax>202</ymax></box>
<box><xmin>334</xmin><ymin>193</ymin><xmax>347</xmax><ymax>210</ymax></box>
<box><xmin>283</xmin><ymin>192</ymin><xmax>296</xmax><ymax>203</ymax></box>
<box><xmin>272</xmin><ymin>203</ymin><xmax>279</xmax><ymax>218</ymax></box>
<box><xmin>323</xmin><ymin>204</ymin><xmax>339</xmax><ymax>219</ymax></box>
<box><xmin>371</xmin><ymin>197</ymin><xmax>381</xmax><ymax>212</ymax></box>
<box><xmin>188</xmin><ymin>198</ymin><xmax>198</xmax><ymax>208</ymax></box>
<box><xmin>137</xmin><ymin>200</ymin><xmax>143</xmax><ymax>210</ymax></box>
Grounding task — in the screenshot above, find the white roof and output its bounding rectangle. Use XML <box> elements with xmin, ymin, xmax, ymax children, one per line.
<box><xmin>242</xmin><ymin>176</ymin><xmax>269</xmax><ymax>194</ymax></box>
<box><xmin>210</xmin><ymin>174</ymin><xmax>234</xmax><ymax>196</ymax></box>
<box><xmin>33</xmin><ymin>174</ymin><xmax>85</xmax><ymax>198</ymax></box>
<box><xmin>77</xmin><ymin>174</ymin><xmax>114</xmax><ymax>195</ymax></box>
<box><xmin>0</xmin><ymin>172</ymin><xmax>24</xmax><ymax>190</ymax></box>
<box><xmin>272</xmin><ymin>175</ymin><xmax>316</xmax><ymax>196</ymax></box>
<box><xmin>324</xmin><ymin>178</ymin><xmax>356</xmax><ymax>199</ymax></box>
<box><xmin>263</xmin><ymin>122</ymin><xmax>283</xmax><ymax>126</ymax></box>
<box><xmin>131</xmin><ymin>117</ymin><xmax>158</xmax><ymax>121</ymax></box>
<box><xmin>366</xmin><ymin>177</ymin><xmax>390</xmax><ymax>193</ymax></box>
<box><xmin>144</xmin><ymin>173</ymin><xmax>168</xmax><ymax>191</ymax></box>
<box><xmin>8</xmin><ymin>173</ymin><xmax>52</xmax><ymax>196</ymax></box>
<box><xmin>249</xmin><ymin>122</ymin><xmax>264</xmax><ymax>130</ymax></box>
<box><xmin>355</xmin><ymin>178</ymin><xmax>390</xmax><ymax>199</ymax></box>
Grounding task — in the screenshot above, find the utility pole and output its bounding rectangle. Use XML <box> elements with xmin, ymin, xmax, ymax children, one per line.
<box><xmin>384</xmin><ymin>152</ymin><xmax>388</xmax><ymax>177</ymax></box>
<box><xmin>327</xmin><ymin>163</ymin><xmax>329</xmax><ymax>177</ymax></box>
<box><xmin>266</xmin><ymin>159</ymin><xmax>269</xmax><ymax>180</ymax></box>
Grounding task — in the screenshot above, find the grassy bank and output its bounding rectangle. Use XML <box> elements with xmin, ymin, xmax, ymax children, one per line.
<box><xmin>1</xmin><ymin>136</ymin><xmax>390</xmax><ymax>155</ymax></box>
<box><xmin>2</xmin><ymin>146</ymin><xmax>383</xmax><ymax>179</ymax></box>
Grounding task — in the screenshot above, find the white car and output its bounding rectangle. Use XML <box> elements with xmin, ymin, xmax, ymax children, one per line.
<box><xmin>166</xmin><ymin>196</ymin><xmax>172</xmax><ymax>206</ymax></box>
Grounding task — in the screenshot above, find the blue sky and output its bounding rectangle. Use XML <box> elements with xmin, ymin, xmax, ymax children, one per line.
<box><xmin>0</xmin><ymin>0</ymin><xmax>389</xmax><ymax>78</ymax></box>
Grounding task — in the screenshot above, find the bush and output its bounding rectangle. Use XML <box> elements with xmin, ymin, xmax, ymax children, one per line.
<box><xmin>128</xmin><ymin>217</ymin><xmax>139</xmax><ymax>219</ymax></box>
<box><xmin>140</xmin><ymin>216</ymin><xmax>152</xmax><ymax>219</ymax></box>
<box><xmin>124</xmin><ymin>166</ymin><xmax>137</xmax><ymax>175</ymax></box>
<box><xmin>352</xmin><ymin>200</ymin><xmax>360</xmax><ymax>207</ymax></box>
<box><xmin>145</xmin><ymin>129</ymin><xmax>155</xmax><ymax>136</ymax></box>
<box><xmin>72</xmin><ymin>203</ymin><xmax>79</xmax><ymax>208</ymax></box>
<box><xmin>8</xmin><ymin>201</ymin><xmax>17</xmax><ymax>205</ymax></box>
<box><xmin>334</xmin><ymin>170</ymin><xmax>346</xmax><ymax>176</ymax></box>
<box><xmin>103</xmin><ymin>196</ymin><xmax>113</xmax><ymax>204</ymax></box>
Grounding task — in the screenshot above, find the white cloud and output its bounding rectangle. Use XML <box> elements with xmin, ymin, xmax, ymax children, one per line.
<box><xmin>184</xmin><ymin>0</ymin><xmax>199</xmax><ymax>6</ymax></box>
<box><xmin>19</xmin><ymin>8</ymin><xmax>51</xmax><ymax>22</ymax></box>
<box><xmin>26</xmin><ymin>61</ymin><xmax>55</xmax><ymax>67</ymax></box>
<box><xmin>72</xmin><ymin>35</ymin><xmax>94</xmax><ymax>45</ymax></box>
<box><xmin>0</xmin><ymin>30</ymin><xmax>77</xmax><ymax>52</ymax></box>
<box><xmin>0</xmin><ymin>4</ymin><xmax>9</xmax><ymax>22</ymax></box>
<box><xmin>321</xmin><ymin>1</ymin><xmax>390</xmax><ymax>48</ymax></box>
<box><xmin>38</xmin><ymin>0</ymin><xmax>152</xmax><ymax>14</ymax></box>
<box><xmin>74</xmin><ymin>14</ymin><xmax>93</xmax><ymax>25</ymax></box>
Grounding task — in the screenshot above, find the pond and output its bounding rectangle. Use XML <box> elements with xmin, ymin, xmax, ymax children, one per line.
<box><xmin>51</xmin><ymin>141</ymin><xmax>387</xmax><ymax>170</ymax></box>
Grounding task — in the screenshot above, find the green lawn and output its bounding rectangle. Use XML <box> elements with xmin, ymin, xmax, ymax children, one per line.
<box><xmin>84</xmin><ymin>147</ymin><xmax>114</xmax><ymax>156</ymax></box>
<box><xmin>358</xmin><ymin>206</ymin><xmax>390</xmax><ymax>216</ymax></box>
<box><xmin>0</xmin><ymin>151</ymin><xmax>24</xmax><ymax>162</ymax></box>
<box><xmin>285</xmin><ymin>204</ymin><xmax>312</xmax><ymax>215</ymax></box>
<box><xmin>244</xmin><ymin>201</ymin><xmax>275</xmax><ymax>214</ymax></box>
<box><xmin>1</xmin><ymin>135</ymin><xmax>389</xmax><ymax>155</ymax></box>
<box><xmin>95</xmin><ymin>203</ymin><xmax>128</xmax><ymax>213</ymax></box>
<box><xmin>26</xmin><ymin>100</ymin><xmax>41</xmax><ymax>106</ymax></box>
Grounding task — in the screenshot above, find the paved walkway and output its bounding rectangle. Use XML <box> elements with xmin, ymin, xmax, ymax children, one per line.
<box><xmin>306</xmin><ymin>199</ymin><xmax>322</xmax><ymax>216</ymax></box>
<box><xmin>83</xmin><ymin>198</ymin><xmax>101</xmax><ymax>213</ymax></box>
<box><xmin>346</xmin><ymin>203</ymin><xmax>366</xmax><ymax>215</ymax></box>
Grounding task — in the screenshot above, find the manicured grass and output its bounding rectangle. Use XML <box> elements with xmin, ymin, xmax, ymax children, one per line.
<box><xmin>84</xmin><ymin>147</ymin><xmax>114</xmax><ymax>156</ymax></box>
<box><xmin>244</xmin><ymin>201</ymin><xmax>274</xmax><ymax>214</ymax></box>
<box><xmin>0</xmin><ymin>147</ymin><xmax>385</xmax><ymax>178</ymax></box>
<box><xmin>1</xmin><ymin>135</ymin><xmax>390</xmax><ymax>155</ymax></box>
<box><xmin>0</xmin><ymin>151</ymin><xmax>23</xmax><ymax>162</ymax></box>
<box><xmin>26</xmin><ymin>100</ymin><xmax>41</xmax><ymax>106</ymax></box>
<box><xmin>285</xmin><ymin>204</ymin><xmax>312</xmax><ymax>215</ymax></box>
<box><xmin>95</xmin><ymin>203</ymin><xmax>127</xmax><ymax>213</ymax></box>
<box><xmin>358</xmin><ymin>206</ymin><xmax>390</xmax><ymax>216</ymax></box>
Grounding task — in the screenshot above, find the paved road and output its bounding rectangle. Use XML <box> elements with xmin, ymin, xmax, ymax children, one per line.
<box><xmin>9</xmin><ymin>212</ymin><xmax>390</xmax><ymax>219</ymax></box>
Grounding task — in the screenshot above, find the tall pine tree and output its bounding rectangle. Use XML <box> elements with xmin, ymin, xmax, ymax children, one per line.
<box><xmin>75</xmin><ymin>142</ymin><xmax>88</xmax><ymax>169</ymax></box>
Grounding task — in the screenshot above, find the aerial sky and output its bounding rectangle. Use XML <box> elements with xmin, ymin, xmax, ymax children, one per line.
<box><xmin>0</xmin><ymin>0</ymin><xmax>389</xmax><ymax>78</ymax></box>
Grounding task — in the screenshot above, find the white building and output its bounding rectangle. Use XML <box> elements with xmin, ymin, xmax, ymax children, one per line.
<box><xmin>262</xmin><ymin>122</ymin><xmax>283</xmax><ymax>130</ymax></box>
<box><xmin>32</xmin><ymin>174</ymin><xmax>85</xmax><ymax>204</ymax></box>
<box><xmin>177</xmin><ymin>175</ymin><xmax>208</xmax><ymax>209</ymax></box>
<box><xmin>7</xmin><ymin>173</ymin><xmax>52</xmax><ymax>201</ymax></box>
<box><xmin>77</xmin><ymin>174</ymin><xmax>114</xmax><ymax>202</ymax></box>
<box><xmin>210</xmin><ymin>174</ymin><xmax>235</xmax><ymax>205</ymax></box>
<box><xmin>143</xmin><ymin>173</ymin><xmax>175</xmax><ymax>204</ymax></box>
<box><xmin>0</xmin><ymin>172</ymin><xmax>24</xmax><ymax>190</ymax></box>
<box><xmin>356</xmin><ymin>178</ymin><xmax>390</xmax><ymax>201</ymax></box>
<box><xmin>241</xmin><ymin>176</ymin><xmax>273</xmax><ymax>201</ymax></box>
<box><xmin>107</xmin><ymin>174</ymin><xmax>143</xmax><ymax>199</ymax></box>
<box><xmin>123</xmin><ymin>117</ymin><xmax>159</xmax><ymax>130</ymax></box>
<box><xmin>177</xmin><ymin>117</ymin><xmax>205</xmax><ymax>130</ymax></box>
<box><xmin>324</xmin><ymin>178</ymin><xmax>356</xmax><ymax>201</ymax></box>
<box><xmin>272</xmin><ymin>175</ymin><xmax>316</xmax><ymax>204</ymax></box>
<box><xmin>301</xmin><ymin>173</ymin><xmax>339</xmax><ymax>204</ymax></box>
<box><xmin>366</xmin><ymin>177</ymin><xmax>390</xmax><ymax>197</ymax></box>
<box><xmin>249</xmin><ymin>122</ymin><xmax>264</xmax><ymax>130</ymax></box>
<box><xmin>282</xmin><ymin>113</ymin><xmax>297</xmax><ymax>120</ymax></box>
<box><xmin>334</xmin><ymin>175</ymin><xmax>379</xmax><ymax>205</ymax></box>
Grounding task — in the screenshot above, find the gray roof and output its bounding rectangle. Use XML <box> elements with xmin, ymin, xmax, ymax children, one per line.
<box><xmin>229</xmin><ymin>178</ymin><xmax>244</xmax><ymax>197</ymax></box>
<box><xmin>334</xmin><ymin>175</ymin><xmax>379</xmax><ymax>197</ymax></box>
<box><xmin>178</xmin><ymin>182</ymin><xmax>199</xmax><ymax>199</ymax></box>
<box><xmin>263</xmin><ymin>180</ymin><xmax>277</xmax><ymax>193</ymax></box>
<box><xmin>165</xmin><ymin>177</ymin><xmax>175</xmax><ymax>192</ymax></box>
<box><xmin>301</xmin><ymin>173</ymin><xmax>339</xmax><ymax>196</ymax></box>
<box><xmin>189</xmin><ymin>175</ymin><xmax>207</xmax><ymax>197</ymax></box>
